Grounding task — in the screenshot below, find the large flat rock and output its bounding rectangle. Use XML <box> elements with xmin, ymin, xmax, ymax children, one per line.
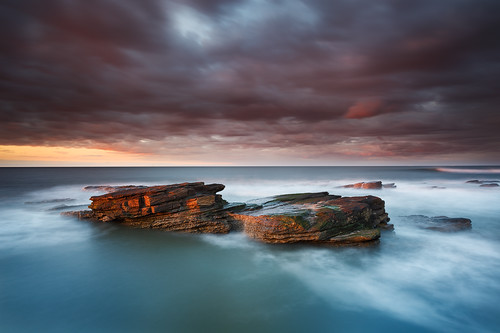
<box><xmin>66</xmin><ymin>182</ymin><xmax>233</xmax><ymax>233</ymax></box>
<box><xmin>230</xmin><ymin>192</ymin><xmax>391</xmax><ymax>245</ymax></box>
<box><xmin>63</xmin><ymin>184</ymin><xmax>392</xmax><ymax>245</ymax></box>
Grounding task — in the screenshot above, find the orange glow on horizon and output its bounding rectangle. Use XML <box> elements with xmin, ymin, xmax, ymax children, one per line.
<box><xmin>0</xmin><ymin>145</ymin><xmax>231</xmax><ymax>166</ymax></box>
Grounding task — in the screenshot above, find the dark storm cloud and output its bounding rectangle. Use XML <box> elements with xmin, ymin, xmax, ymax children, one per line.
<box><xmin>1</xmin><ymin>0</ymin><xmax>499</xmax><ymax>162</ymax></box>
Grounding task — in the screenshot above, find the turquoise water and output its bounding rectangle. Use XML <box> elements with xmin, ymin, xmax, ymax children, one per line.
<box><xmin>1</xmin><ymin>167</ymin><xmax>500</xmax><ymax>332</ymax></box>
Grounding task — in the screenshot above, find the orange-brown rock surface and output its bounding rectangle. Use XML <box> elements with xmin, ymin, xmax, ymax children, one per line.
<box><xmin>343</xmin><ymin>181</ymin><xmax>382</xmax><ymax>189</ymax></box>
<box><xmin>342</xmin><ymin>181</ymin><xmax>397</xmax><ymax>189</ymax></box>
<box><xmin>65</xmin><ymin>182</ymin><xmax>234</xmax><ymax>233</ymax></box>
<box><xmin>64</xmin><ymin>183</ymin><xmax>392</xmax><ymax>245</ymax></box>
<box><xmin>230</xmin><ymin>193</ymin><xmax>391</xmax><ymax>245</ymax></box>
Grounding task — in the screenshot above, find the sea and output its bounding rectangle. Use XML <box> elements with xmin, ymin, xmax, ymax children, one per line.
<box><xmin>1</xmin><ymin>166</ymin><xmax>499</xmax><ymax>333</ymax></box>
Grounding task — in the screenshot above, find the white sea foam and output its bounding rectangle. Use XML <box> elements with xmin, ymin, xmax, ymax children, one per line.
<box><xmin>265</xmin><ymin>230</ymin><xmax>500</xmax><ymax>331</ymax></box>
<box><xmin>200</xmin><ymin>179</ymin><xmax>500</xmax><ymax>332</ymax></box>
<box><xmin>200</xmin><ymin>232</ymin><xmax>258</xmax><ymax>250</ymax></box>
<box><xmin>6</xmin><ymin>171</ymin><xmax>500</xmax><ymax>332</ymax></box>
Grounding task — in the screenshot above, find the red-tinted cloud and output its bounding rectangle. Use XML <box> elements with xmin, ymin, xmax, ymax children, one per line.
<box><xmin>0</xmin><ymin>0</ymin><xmax>499</xmax><ymax>164</ymax></box>
<box><xmin>345</xmin><ymin>100</ymin><xmax>383</xmax><ymax>119</ymax></box>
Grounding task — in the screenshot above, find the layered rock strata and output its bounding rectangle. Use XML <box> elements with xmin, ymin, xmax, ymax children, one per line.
<box><xmin>64</xmin><ymin>183</ymin><xmax>392</xmax><ymax>245</ymax></box>
<box><xmin>342</xmin><ymin>181</ymin><xmax>396</xmax><ymax>189</ymax></box>
<box><xmin>231</xmin><ymin>192</ymin><xmax>391</xmax><ymax>244</ymax></box>
<box><xmin>65</xmin><ymin>182</ymin><xmax>233</xmax><ymax>233</ymax></box>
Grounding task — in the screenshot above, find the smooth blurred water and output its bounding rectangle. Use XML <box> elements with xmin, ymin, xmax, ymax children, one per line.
<box><xmin>1</xmin><ymin>166</ymin><xmax>500</xmax><ymax>332</ymax></box>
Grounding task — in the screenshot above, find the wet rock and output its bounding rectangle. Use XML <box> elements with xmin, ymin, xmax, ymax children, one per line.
<box><xmin>343</xmin><ymin>181</ymin><xmax>383</xmax><ymax>189</ymax></box>
<box><xmin>230</xmin><ymin>193</ymin><xmax>391</xmax><ymax>245</ymax></box>
<box><xmin>64</xmin><ymin>184</ymin><xmax>392</xmax><ymax>245</ymax></box>
<box><xmin>403</xmin><ymin>215</ymin><xmax>472</xmax><ymax>232</ymax></box>
<box><xmin>466</xmin><ymin>180</ymin><xmax>499</xmax><ymax>187</ymax></box>
<box><xmin>480</xmin><ymin>183</ymin><xmax>499</xmax><ymax>187</ymax></box>
<box><xmin>62</xmin><ymin>210</ymin><xmax>95</xmax><ymax>220</ymax></box>
<box><xmin>466</xmin><ymin>180</ymin><xmax>499</xmax><ymax>184</ymax></box>
<box><xmin>83</xmin><ymin>185</ymin><xmax>148</xmax><ymax>193</ymax></box>
<box><xmin>342</xmin><ymin>181</ymin><xmax>396</xmax><ymax>189</ymax></box>
<box><xmin>68</xmin><ymin>182</ymin><xmax>234</xmax><ymax>233</ymax></box>
<box><xmin>378</xmin><ymin>221</ymin><xmax>395</xmax><ymax>230</ymax></box>
<box><xmin>266</xmin><ymin>192</ymin><xmax>341</xmax><ymax>204</ymax></box>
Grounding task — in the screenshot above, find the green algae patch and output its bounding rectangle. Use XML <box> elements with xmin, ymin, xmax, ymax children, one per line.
<box><xmin>269</xmin><ymin>212</ymin><xmax>312</xmax><ymax>230</ymax></box>
<box><xmin>311</xmin><ymin>208</ymin><xmax>354</xmax><ymax>234</ymax></box>
<box><xmin>328</xmin><ymin>229</ymin><xmax>380</xmax><ymax>243</ymax></box>
<box><xmin>322</xmin><ymin>205</ymin><xmax>341</xmax><ymax>210</ymax></box>
<box><xmin>268</xmin><ymin>192</ymin><xmax>330</xmax><ymax>203</ymax></box>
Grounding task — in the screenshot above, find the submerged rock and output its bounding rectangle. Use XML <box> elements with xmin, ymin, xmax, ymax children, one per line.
<box><xmin>230</xmin><ymin>192</ymin><xmax>391</xmax><ymax>245</ymax></box>
<box><xmin>61</xmin><ymin>210</ymin><xmax>95</xmax><ymax>219</ymax></box>
<box><xmin>403</xmin><ymin>215</ymin><xmax>472</xmax><ymax>232</ymax></box>
<box><xmin>466</xmin><ymin>180</ymin><xmax>499</xmax><ymax>188</ymax></box>
<box><xmin>480</xmin><ymin>183</ymin><xmax>499</xmax><ymax>187</ymax></box>
<box><xmin>64</xmin><ymin>184</ymin><xmax>392</xmax><ymax>245</ymax></box>
<box><xmin>466</xmin><ymin>180</ymin><xmax>499</xmax><ymax>184</ymax></box>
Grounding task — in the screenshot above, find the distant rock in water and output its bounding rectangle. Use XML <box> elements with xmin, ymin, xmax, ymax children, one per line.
<box><xmin>466</xmin><ymin>180</ymin><xmax>499</xmax><ymax>187</ymax></box>
<box><xmin>342</xmin><ymin>181</ymin><xmax>396</xmax><ymax>189</ymax></box>
<box><xmin>231</xmin><ymin>192</ymin><xmax>392</xmax><ymax>245</ymax></box>
<box><xmin>466</xmin><ymin>180</ymin><xmax>499</xmax><ymax>184</ymax></box>
<box><xmin>403</xmin><ymin>215</ymin><xmax>472</xmax><ymax>232</ymax></box>
<box><xmin>64</xmin><ymin>183</ymin><xmax>392</xmax><ymax>245</ymax></box>
<box><xmin>480</xmin><ymin>183</ymin><xmax>499</xmax><ymax>187</ymax></box>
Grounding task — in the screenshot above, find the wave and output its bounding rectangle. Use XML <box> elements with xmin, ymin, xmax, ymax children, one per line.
<box><xmin>433</xmin><ymin>167</ymin><xmax>500</xmax><ymax>174</ymax></box>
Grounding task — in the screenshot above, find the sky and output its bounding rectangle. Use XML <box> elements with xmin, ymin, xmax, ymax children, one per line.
<box><xmin>1</xmin><ymin>0</ymin><xmax>499</xmax><ymax>166</ymax></box>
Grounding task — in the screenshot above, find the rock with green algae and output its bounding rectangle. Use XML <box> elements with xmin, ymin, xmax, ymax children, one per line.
<box><xmin>63</xmin><ymin>184</ymin><xmax>392</xmax><ymax>245</ymax></box>
<box><xmin>229</xmin><ymin>192</ymin><xmax>391</xmax><ymax>245</ymax></box>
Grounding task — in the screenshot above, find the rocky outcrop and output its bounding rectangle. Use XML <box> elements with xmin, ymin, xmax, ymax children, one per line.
<box><xmin>343</xmin><ymin>181</ymin><xmax>382</xmax><ymax>189</ymax></box>
<box><xmin>66</xmin><ymin>182</ymin><xmax>234</xmax><ymax>234</ymax></box>
<box><xmin>466</xmin><ymin>180</ymin><xmax>499</xmax><ymax>188</ymax></box>
<box><xmin>466</xmin><ymin>180</ymin><xmax>499</xmax><ymax>184</ymax></box>
<box><xmin>342</xmin><ymin>181</ymin><xmax>396</xmax><ymax>189</ymax></box>
<box><xmin>402</xmin><ymin>215</ymin><xmax>472</xmax><ymax>232</ymax></box>
<box><xmin>230</xmin><ymin>192</ymin><xmax>391</xmax><ymax>245</ymax></box>
<box><xmin>64</xmin><ymin>183</ymin><xmax>392</xmax><ymax>245</ymax></box>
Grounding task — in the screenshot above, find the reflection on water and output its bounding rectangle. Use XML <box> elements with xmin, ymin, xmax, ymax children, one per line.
<box><xmin>1</xmin><ymin>167</ymin><xmax>500</xmax><ymax>332</ymax></box>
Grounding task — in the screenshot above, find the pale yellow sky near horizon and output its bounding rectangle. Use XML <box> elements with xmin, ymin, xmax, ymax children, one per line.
<box><xmin>0</xmin><ymin>145</ymin><xmax>218</xmax><ymax>166</ymax></box>
<box><xmin>0</xmin><ymin>144</ymin><xmax>491</xmax><ymax>167</ymax></box>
